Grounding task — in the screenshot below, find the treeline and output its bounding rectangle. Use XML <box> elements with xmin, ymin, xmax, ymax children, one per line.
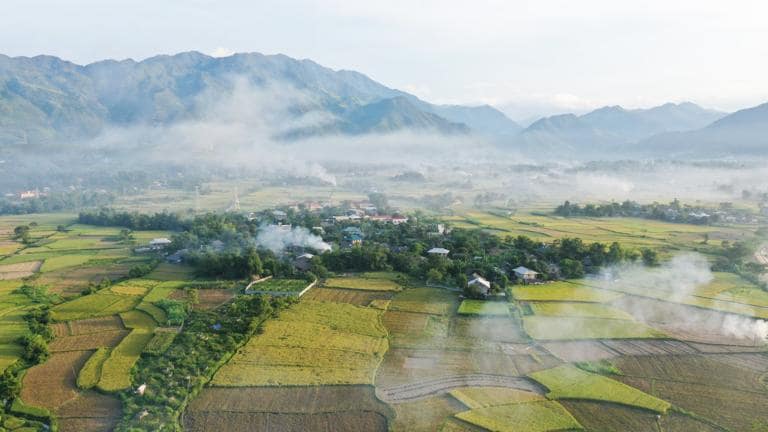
<box><xmin>554</xmin><ymin>199</ymin><xmax>729</xmax><ymax>224</ymax></box>
<box><xmin>0</xmin><ymin>191</ymin><xmax>115</xmax><ymax>215</ymax></box>
<box><xmin>78</xmin><ymin>208</ymin><xmax>188</xmax><ymax>231</ymax></box>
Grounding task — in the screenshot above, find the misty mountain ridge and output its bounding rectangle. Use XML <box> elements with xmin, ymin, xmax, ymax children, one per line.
<box><xmin>637</xmin><ymin>102</ymin><xmax>768</xmax><ymax>157</ymax></box>
<box><xmin>511</xmin><ymin>101</ymin><xmax>728</xmax><ymax>157</ymax></box>
<box><xmin>1</xmin><ymin>50</ymin><xmax>767</xmax><ymax>161</ymax></box>
<box><xmin>0</xmin><ymin>51</ymin><xmax>516</xmax><ymax>148</ymax></box>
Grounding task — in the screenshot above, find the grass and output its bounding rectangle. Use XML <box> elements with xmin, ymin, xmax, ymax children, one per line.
<box><xmin>77</xmin><ymin>347</ymin><xmax>111</xmax><ymax>389</ymax></box>
<box><xmin>324</xmin><ymin>277</ymin><xmax>401</xmax><ymax>292</ymax></box>
<box><xmin>512</xmin><ymin>281</ymin><xmax>623</xmax><ymax>303</ymax></box>
<box><xmin>212</xmin><ymin>300</ymin><xmax>388</xmax><ymax>386</ymax></box>
<box><xmin>529</xmin><ymin>364</ymin><xmax>671</xmax><ymax>413</ymax></box>
<box><xmin>523</xmin><ymin>316</ymin><xmax>664</xmax><ymax>340</ymax></box>
<box><xmin>97</xmin><ymin>330</ymin><xmax>154</xmax><ymax>392</ymax></box>
<box><xmin>457</xmin><ymin>300</ymin><xmax>510</xmax><ymax>316</ymax></box>
<box><xmin>529</xmin><ymin>302</ymin><xmax>634</xmax><ymax>320</ymax></box>
<box><xmin>455</xmin><ymin>401</ymin><xmax>583</xmax><ymax>432</ymax></box>
<box><xmin>249</xmin><ymin>278</ymin><xmax>310</xmax><ymax>293</ymax></box>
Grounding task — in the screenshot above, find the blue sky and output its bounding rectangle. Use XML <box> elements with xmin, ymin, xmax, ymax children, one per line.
<box><xmin>4</xmin><ymin>0</ymin><xmax>768</xmax><ymax>121</ymax></box>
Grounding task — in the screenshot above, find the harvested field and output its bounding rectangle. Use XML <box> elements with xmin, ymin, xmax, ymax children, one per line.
<box><xmin>55</xmin><ymin>390</ymin><xmax>121</xmax><ymax>432</ymax></box>
<box><xmin>186</xmin><ymin>385</ymin><xmax>391</xmax><ymax>432</ymax></box>
<box><xmin>20</xmin><ymin>350</ymin><xmax>90</xmax><ymax>410</ymax></box>
<box><xmin>303</xmin><ymin>287</ymin><xmax>393</xmax><ymax>306</ymax></box>
<box><xmin>375</xmin><ymin>348</ymin><xmax>548</xmax><ymax>388</ymax></box>
<box><xmin>541</xmin><ymin>341</ymin><xmax>619</xmax><ymax>362</ymax></box>
<box><xmin>390</xmin><ymin>395</ymin><xmax>467</xmax><ymax>432</ymax></box>
<box><xmin>450</xmin><ymin>316</ymin><xmax>529</xmax><ymax>343</ymax></box>
<box><xmin>614</xmin><ymin>295</ymin><xmax>768</xmax><ymax>344</ymax></box>
<box><xmin>614</xmin><ymin>354</ymin><xmax>768</xmax><ymax>393</ymax></box>
<box><xmin>49</xmin><ymin>330</ymin><xmax>128</xmax><ymax>352</ymax></box>
<box><xmin>378</xmin><ymin>374</ymin><xmax>544</xmax><ymax>403</ymax></box>
<box><xmin>619</xmin><ymin>377</ymin><xmax>768</xmax><ymax>431</ymax></box>
<box><xmin>561</xmin><ymin>400</ymin><xmax>720</xmax><ymax>432</ymax></box>
<box><xmin>600</xmin><ymin>339</ymin><xmax>699</xmax><ymax>356</ymax></box>
<box><xmin>39</xmin><ymin>263</ymin><xmax>134</xmax><ymax>296</ymax></box>
<box><xmin>184</xmin><ymin>411</ymin><xmax>388</xmax><ymax>432</ymax></box>
<box><xmin>0</xmin><ymin>260</ymin><xmax>41</xmax><ymax>279</ymax></box>
<box><xmin>191</xmin><ymin>385</ymin><xmax>388</xmax><ymax>413</ymax></box>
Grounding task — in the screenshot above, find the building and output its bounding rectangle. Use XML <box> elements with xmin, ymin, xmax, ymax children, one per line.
<box><xmin>467</xmin><ymin>274</ymin><xmax>491</xmax><ymax>297</ymax></box>
<box><xmin>427</xmin><ymin>247</ymin><xmax>450</xmax><ymax>257</ymax></box>
<box><xmin>293</xmin><ymin>253</ymin><xmax>315</xmax><ymax>272</ymax></box>
<box><xmin>513</xmin><ymin>266</ymin><xmax>539</xmax><ymax>283</ymax></box>
<box><xmin>149</xmin><ymin>238</ymin><xmax>172</xmax><ymax>250</ymax></box>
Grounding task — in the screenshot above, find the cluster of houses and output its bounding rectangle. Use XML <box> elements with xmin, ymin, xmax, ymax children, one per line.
<box><xmin>465</xmin><ymin>266</ymin><xmax>541</xmax><ymax>297</ymax></box>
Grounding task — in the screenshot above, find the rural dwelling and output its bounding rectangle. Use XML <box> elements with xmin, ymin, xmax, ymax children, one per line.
<box><xmin>149</xmin><ymin>238</ymin><xmax>172</xmax><ymax>250</ymax></box>
<box><xmin>427</xmin><ymin>247</ymin><xmax>450</xmax><ymax>257</ymax></box>
<box><xmin>467</xmin><ymin>274</ymin><xmax>491</xmax><ymax>297</ymax></box>
<box><xmin>513</xmin><ymin>266</ymin><xmax>539</xmax><ymax>283</ymax></box>
<box><xmin>293</xmin><ymin>253</ymin><xmax>315</xmax><ymax>271</ymax></box>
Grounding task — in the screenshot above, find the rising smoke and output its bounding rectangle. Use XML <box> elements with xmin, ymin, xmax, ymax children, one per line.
<box><xmin>255</xmin><ymin>224</ymin><xmax>331</xmax><ymax>254</ymax></box>
<box><xmin>594</xmin><ymin>253</ymin><xmax>768</xmax><ymax>343</ymax></box>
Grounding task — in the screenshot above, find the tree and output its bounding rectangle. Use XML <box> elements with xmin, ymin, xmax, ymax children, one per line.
<box><xmin>18</xmin><ymin>334</ymin><xmax>49</xmax><ymax>364</ymax></box>
<box><xmin>560</xmin><ymin>259</ymin><xmax>584</xmax><ymax>278</ymax></box>
<box><xmin>0</xmin><ymin>369</ymin><xmax>21</xmax><ymax>402</ymax></box>
<box><xmin>426</xmin><ymin>268</ymin><xmax>443</xmax><ymax>283</ymax></box>
<box><xmin>641</xmin><ymin>248</ymin><xmax>659</xmax><ymax>266</ymax></box>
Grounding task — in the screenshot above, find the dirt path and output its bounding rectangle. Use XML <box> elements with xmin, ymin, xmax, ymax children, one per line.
<box><xmin>376</xmin><ymin>374</ymin><xmax>545</xmax><ymax>403</ymax></box>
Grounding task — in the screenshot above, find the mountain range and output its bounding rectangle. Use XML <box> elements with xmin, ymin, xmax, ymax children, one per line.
<box><xmin>0</xmin><ymin>50</ymin><xmax>766</xmax><ymax>159</ymax></box>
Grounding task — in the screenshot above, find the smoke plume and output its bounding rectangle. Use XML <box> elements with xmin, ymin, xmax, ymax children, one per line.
<box><xmin>255</xmin><ymin>224</ymin><xmax>331</xmax><ymax>254</ymax></box>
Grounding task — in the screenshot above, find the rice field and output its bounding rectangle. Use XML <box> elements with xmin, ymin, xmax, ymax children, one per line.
<box><xmin>97</xmin><ymin>330</ymin><xmax>155</xmax><ymax>392</ymax></box>
<box><xmin>455</xmin><ymin>400</ymin><xmax>583</xmax><ymax>432</ymax></box>
<box><xmin>529</xmin><ymin>364</ymin><xmax>671</xmax><ymax>413</ymax></box>
<box><xmin>389</xmin><ymin>288</ymin><xmax>457</xmax><ymax>315</ymax></box>
<box><xmin>512</xmin><ymin>281</ymin><xmax>623</xmax><ymax>303</ymax></box>
<box><xmin>522</xmin><ymin>316</ymin><xmax>664</xmax><ymax>340</ymax></box>
<box><xmin>324</xmin><ymin>277</ymin><xmax>401</xmax><ymax>292</ymax></box>
<box><xmin>51</xmin><ymin>292</ymin><xmax>141</xmax><ymax>321</ymax></box>
<box><xmin>212</xmin><ymin>301</ymin><xmax>388</xmax><ymax>386</ymax></box>
<box><xmin>529</xmin><ymin>302</ymin><xmax>634</xmax><ymax>320</ymax></box>
<box><xmin>77</xmin><ymin>347</ymin><xmax>111</xmax><ymax>389</ymax></box>
<box><xmin>457</xmin><ymin>300</ymin><xmax>510</xmax><ymax>316</ymax></box>
<box><xmin>248</xmin><ymin>278</ymin><xmax>310</xmax><ymax>293</ymax></box>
